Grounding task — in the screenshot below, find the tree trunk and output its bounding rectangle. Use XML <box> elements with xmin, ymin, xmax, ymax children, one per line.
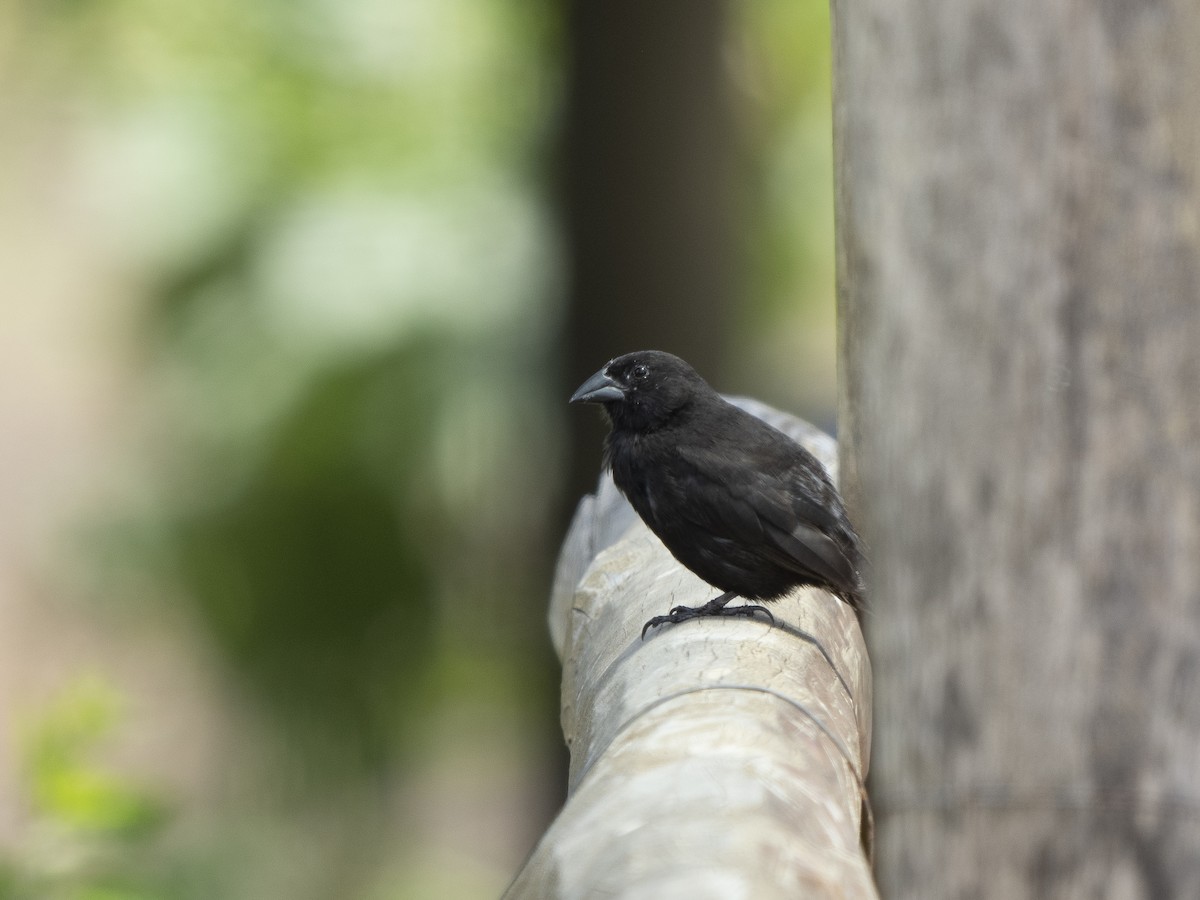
<box><xmin>833</xmin><ymin>1</ymin><xmax>1200</xmax><ymax>897</ymax></box>
<box><xmin>507</xmin><ymin>402</ymin><xmax>876</xmax><ymax>899</ymax></box>
<box><xmin>561</xmin><ymin>0</ymin><xmax>737</xmax><ymax>508</ymax></box>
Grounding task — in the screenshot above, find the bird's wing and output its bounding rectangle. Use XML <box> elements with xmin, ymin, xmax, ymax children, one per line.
<box><xmin>676</xmin><ymin>442</ymin><xmax>858</xmax><ymax>594</ymax></box>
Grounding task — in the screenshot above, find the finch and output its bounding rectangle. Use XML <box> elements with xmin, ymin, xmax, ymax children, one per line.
<box><xmin>571</xmin><ymin>350</ymin><xmax>863</xmax><ymax>637</ymax></box>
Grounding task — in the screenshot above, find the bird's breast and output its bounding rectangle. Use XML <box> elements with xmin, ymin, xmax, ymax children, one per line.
<box><xmin>608</xmin><ymin>433</ymin><xmax>666</xmax><ymax>524</ymax></box>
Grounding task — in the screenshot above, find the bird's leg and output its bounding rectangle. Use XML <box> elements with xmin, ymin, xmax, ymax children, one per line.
<box><xmin>642</xmin><ymin>591</ymin><xmax>775</xmax><ymax>639</ymax></box>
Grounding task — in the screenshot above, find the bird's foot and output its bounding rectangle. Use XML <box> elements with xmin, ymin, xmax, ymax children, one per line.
<box><xmin>641</xmin><ymin>598</ymin><xmax>775</xmax><ymax>639</ymax></box>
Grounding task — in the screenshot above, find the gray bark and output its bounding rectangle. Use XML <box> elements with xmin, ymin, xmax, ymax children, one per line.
<box><xmin>508</xmin><ymin>402</ymin><xmax>876</xmax><ymax>899</ymax></box>
<box><xmin>833</xmin><ymin>1</ymin><xmax>1200</xmax><ymax>897</ymax></box>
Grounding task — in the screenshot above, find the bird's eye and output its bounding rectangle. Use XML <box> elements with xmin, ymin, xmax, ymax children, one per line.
<box><xmin>632</xmin><ymin>364</ymin><xmax>650</xmax><ymax>382</ymax></box>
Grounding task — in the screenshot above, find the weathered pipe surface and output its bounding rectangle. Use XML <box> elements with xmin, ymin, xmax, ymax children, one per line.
<box><xmin>507</xmin><ymin>399</ymin><xmax>876</xmax><ymax>900</ymax></box>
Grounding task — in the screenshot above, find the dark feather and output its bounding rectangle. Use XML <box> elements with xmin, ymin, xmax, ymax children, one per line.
<box><xmin>572</xmin><ymin>350</ymin><xmax>864</xmax><ymax>617</ymax></box>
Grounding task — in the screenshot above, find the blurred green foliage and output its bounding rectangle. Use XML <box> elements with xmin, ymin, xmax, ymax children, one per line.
<box><xmin>47</xmin><ymin>0</ymin><xmax>563</xmax><ymax>782</ymax></box>
<box><xmin>21</xmin><ymin>677</ymin><xmax>164</xmax><ymax>838</ymax></box>
<box><xmin>172</xmin><ymin>342</ymin><xmax>440</xmax><ymax>775</ymax></box>
<box><xmin>740</xmin><ymin>0</ymin><xmax>835</xmax><ymax>320</ymax></box>
<box><xmin>1</xmin><ymin>677</ymin><xmax>206</xmax><ymax>900</ymax></box>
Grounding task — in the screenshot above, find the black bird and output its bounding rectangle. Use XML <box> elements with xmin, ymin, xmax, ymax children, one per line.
<box><xmin>570</xmin><ymin>350</ymin><xmax>863</xmax><ymax>637</ymax></box>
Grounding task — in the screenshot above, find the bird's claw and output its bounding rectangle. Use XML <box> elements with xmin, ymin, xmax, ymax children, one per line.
<box><xmin>641</xmin><ymin>614</ymin><xmax>679</xmax><ymax>639</ymax></box>
<box><xmin>640</xmin><ymin>602</ymin><xmax>775</xmax><ymax>639</ymax></box>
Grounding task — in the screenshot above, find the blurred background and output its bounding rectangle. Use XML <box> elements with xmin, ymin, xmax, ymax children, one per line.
<box><xmin>0</xmin><ymin>0</ymin><xmax>835</xmax><ymax>897</ymax></box>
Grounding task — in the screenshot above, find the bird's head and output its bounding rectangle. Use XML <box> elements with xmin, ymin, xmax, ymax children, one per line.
<box><xmin>570</xmin><ymin>350</ymin><xmax>713</xmax><ymax>432</ymax></box>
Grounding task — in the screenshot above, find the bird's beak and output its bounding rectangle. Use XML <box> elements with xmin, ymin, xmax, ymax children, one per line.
<box><xmin>570</xmin><ymin>368</ymin><xmax>625</xmax><ymax>404</ymax></box>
